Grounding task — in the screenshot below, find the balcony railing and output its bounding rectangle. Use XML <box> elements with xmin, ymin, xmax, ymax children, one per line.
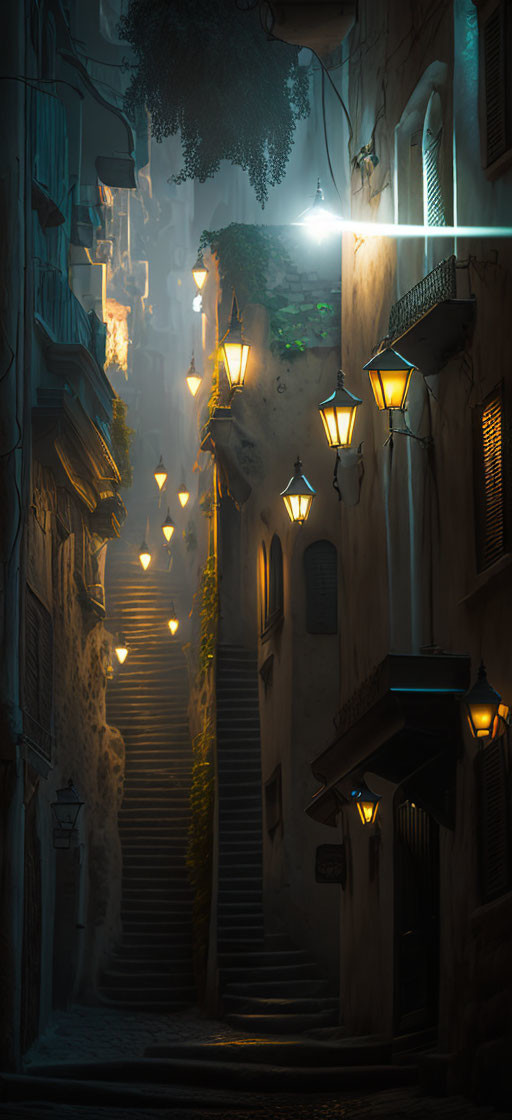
<box><xmin>34</xmin><ymin>263</ymin><xmax>106</xmax><ymax>369</ymax></box>
<box><xmin>388</xmin><ymin>256</ymin><xmax>457</xmax><ymax>340</ymax></box>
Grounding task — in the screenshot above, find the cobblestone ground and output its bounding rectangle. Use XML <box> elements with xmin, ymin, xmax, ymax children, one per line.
<box><xmin>5</xmin><ymin>1006</ymin><xmax>507</xmax><ymax>1120</ymax></box>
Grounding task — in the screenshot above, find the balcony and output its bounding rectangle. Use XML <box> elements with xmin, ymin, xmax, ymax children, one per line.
<box><xmin>388</xmin><ymin>256</ymin><xmax>476</xmax><ymax>377</ymax></box>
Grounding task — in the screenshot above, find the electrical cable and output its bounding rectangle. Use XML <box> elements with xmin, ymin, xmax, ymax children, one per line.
<box><xmin>321</xmin><ymin>67</ymin><xmax>343</xmax><ymax>203</ymax></box>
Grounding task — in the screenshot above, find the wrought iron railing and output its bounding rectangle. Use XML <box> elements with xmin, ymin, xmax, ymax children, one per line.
<box><xmin>34</xmin><ymin>263</ymin><xmax>106</xmax><ymax>369</ymax></box>
<box><xmin>388</xmin><ymin>255</ymin><xmax>457</xmax><ymax>339</ymax></box>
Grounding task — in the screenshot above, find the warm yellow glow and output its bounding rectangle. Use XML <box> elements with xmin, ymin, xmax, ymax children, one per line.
<box><xmin>356</xmin><ymin>800</ymin><xmax>377</xmax><ymax>825</ymax></box>
<box><xmin>319</xmin><ymin>404</ymin><xmax>356</xmax><ymax>449</ymax></box>
<box><xmin>192</xmin><ymin>266</ymin><xmax>208</xmax><ymax>290</ymax></box>
<box><xmin>162</xmin><ymin>522</ymin><xmax>174</xmax><ymax>542</ymax></box>
<box><xmin>223</xmin><ymin>341</ymin><xmax>250</xmax><ymax>389</ymax></box>
<box><xmin>178</xmin><ymin>489</ymin><xmax>190</xmax><ymax>508</ymax></box>
<box><xmin>369</xmin><ymin>368</ymin><xmax>412</xmax><ymax>411</ymax></box>
<box><xmin>105</xmin><ymin>298</ymin><xmax>130</xmax><ymax>374</ymax></box>
<box><xmin>282</xmin><ymin>493</ymin><xmax>313</xmax><ymax>524</ymax></box>
<box><xmin>186</xmin><ymin>375</ymin><xmax>202</xmax><ymax>397</ymax></box>
<box><xmin>115</xmin><ymin>645</ymin><xmax>128</xmax><ymax>665</ymax></box>
<box><xmin>154</xmin><ymin>457</ymin><xmax>168</xmax><ymax>491</ymax></box>
<box><xmin>467</xmin><ymin>705</ymin><xmax>497</xmax><ymax>738</ymax></box>
<box><xmin>168</xmin><ymin>617</ymin><xmax>179</xmax><ymax>635</ymax></box>
<box><xmin>139</xmin><ymin>549</ymin><xmax>151</xmax><ymax>570</ymax></box>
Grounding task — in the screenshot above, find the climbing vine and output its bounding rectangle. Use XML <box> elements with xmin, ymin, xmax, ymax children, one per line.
<box><xmin>109</xmin><ymin>397</ymin><xmax>134</xmax><ymax>487</ymax></box>
<box><xmin>198</xmin><ymin>552</ymin><xmax>218</xmax><ymax>677</ymax></box>
<box><xmin>186</xmin><ymin>718</ymin><xmax>214</xmax><ymax>997</ymax></box>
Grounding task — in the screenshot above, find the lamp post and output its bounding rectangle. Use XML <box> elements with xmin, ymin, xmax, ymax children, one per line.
<box><xmin>222</xmin><ymin>295</ymin><xmax>250</xmax><ymax>390</ymax></box>
<box><xmin>154</xmin><ymin>456</ymin><xmax>168</xmax><ymax>491</ymax></box>
<box><xmin>161</xmin><ymin>510</ymin><xmax>175</xmax><ymax>542</ymax></box>
<box><xmin>52</xmin><ymin>780</ymin><xmax>84</xmax><ymax>849</ymax></box>
<box><xmin>281</xmin><ymin>457</ymin><xmax>316</xmax><ymax>524</ymax></box>
<box><xmin>185</xmin><ymin>354</ymin><xmax>202</xmax><ymax>397</ymax></box>
<box><xmin>463</xmin><ymin>663</ymin><xmax>501</xmax><ymax>741</ymax></box>
<box><xmin>351</xmin><ymin>781</ymin><xmax>381</xmax><ymax>825</ymax></box>
<box><xmin>139</xmin><ymin>539</ymin><xmax>152</xmax><ymax>570</ymax></box>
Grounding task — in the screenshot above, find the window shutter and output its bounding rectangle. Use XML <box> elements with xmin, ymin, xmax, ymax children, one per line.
<box><xmin>474</xmin><ymin>386</ymin><xmax>505</xmax><ymax>571</ymax></box>
<box><xmin>483</xmin><ymin>3</ymin><xmax>508</xmax><ymax>166</ymax></box>
<box><xmin>479</xmin><ymin>741</ymin><xmax>510</xmax><ymax>902</ymax></box>
<box><xmin>303</xmin><ymin>540</ymin><xmax>338</xmax><ymax>634</ymax></box>
<box><xmin>23</xmin><ymin>586</ymin><xmax>53</xmax><ymax>758</ymax></box>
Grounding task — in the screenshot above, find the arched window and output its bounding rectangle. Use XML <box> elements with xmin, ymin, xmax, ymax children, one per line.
<box><xmin>303</xmin><ymin>540</ymin><xmax>337</xmax><ymax>634</ymax></box>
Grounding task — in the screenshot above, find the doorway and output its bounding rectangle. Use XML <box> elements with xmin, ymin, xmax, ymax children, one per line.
<box><xmin>394</xmin><ymin>798</ymin><xmax>440</xmax><ymax>1035</ymax></box>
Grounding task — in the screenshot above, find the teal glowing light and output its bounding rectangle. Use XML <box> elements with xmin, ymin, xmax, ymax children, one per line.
<box><xmin>294</xmin><ymin>217</ymin><xmax>512</xmax><ymax>239</ymax></box>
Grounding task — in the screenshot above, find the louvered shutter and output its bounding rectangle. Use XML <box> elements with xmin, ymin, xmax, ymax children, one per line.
<box><xmin>23</xmin><ymin>586</ymin><xmax>53</xmax><ymax>759</ymax></box>
<box><xmin>473</xmin><ymin>386</ymin><xmax>506</xmax><ymax>571</ymax></box>
<box><xmin>303</xmin><ymin>540</ymin><xmax>338</xmax><ymax>634</ymax></box>
<box><xmin>479</xmin><ymin>741</ymin><xmax>510</xmax><ymax>902</ymax></box>
<box><xmin>483</xmin><ymin>3</ymin><xmax>508</xmax><ymax>167</ymax></box>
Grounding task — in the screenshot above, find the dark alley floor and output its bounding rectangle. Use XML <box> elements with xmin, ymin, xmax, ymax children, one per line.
<box><xmin>1</xmin><ymin>1005</ymin><xmax>508</xmax><ymax>1120</ymax></box>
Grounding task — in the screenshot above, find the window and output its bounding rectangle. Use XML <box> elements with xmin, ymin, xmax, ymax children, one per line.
<box><xmin>303</xmin><ymin>540</ymin><xmax>337</xmax><ymax>634</ymax></box>
<box><xmin>260</xmin><ymin>535</ymin><xmax>283</xmax><ymax>635</ymax></box>
<box><xmin>23</xmin><ymin>586</ymin><xmax>53</xmax><ymax>760</ymax></box>
<box><xmin>422</xmin><ymin>91</ymin><xmax>446</xmax><ymax>227</ymax></box>
<box><xmin>478</xmin><ymin>738</ymin><xmax>511</xmax><ymax>903</ymax></box>
<box><xmin>478</xmin><ymin>0</ymin><xmax>512</xmax><ymax>174</ymax></box>
<box><xmin>473</xmin><ymin>384</ymin><xmax>511</xmax><ymax>571</ymax></box>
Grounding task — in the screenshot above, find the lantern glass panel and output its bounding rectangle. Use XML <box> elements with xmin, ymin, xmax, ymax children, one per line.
<box><xmin>356</xmin><ymin>800</ymin><xmax>378</xmax><ymax>825</ymax></box>
<box><xmin>178</xmin><ymin>489</ymin><xmax>189</xmax><ymax>508</ymax></box>
<box><xmin>283</xmin><ymin>493</ymin><xmax>313</xmax><ymax>524</ymax></box>
<box><xmin>192</xmin><ymin>266</ymin><xmax>207</xmax><ymax>290</ymax></box>
<box><xmin>223</xmin><ymin>341</ymin><xmax>250</xmax><ymax>389</ymax></box>
<box><xmin>115</xmin><ymin>645</ymin><xmax>128</xmax><ymax>664</ymax></box>
<box><xmin>186</xmin><ymin>375</ymin><xmax>202</xmax><ymax>397</ymax></box>
<box><xmin>467</xmin><ymin>703</ymin><xmax>498</xmax><ymax>738</ymax></box>
<box><xmin>162</xmin><ymin>524</ymin><xmax>174</xmax><ymax>542</ymax></box>
<box><xmin>168</xmin><ymin>617</ymin><xmax>179</xmax><ymax>635</ymax></box>
<box><xmin>369</xmin><ymin>367</ymin><xmax>412</xmax><ymax>411</ymax></box>
<box><xmin>139</xmin><ymin>550</ymin><xmax>151</xmax><ymax>570</ymax></box>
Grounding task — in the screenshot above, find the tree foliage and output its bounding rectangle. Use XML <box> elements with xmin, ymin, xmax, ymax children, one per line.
<box><xmin>119</xmin><ymin>0</ymin><xmax>310</xmax><ymax>205</ymax></box>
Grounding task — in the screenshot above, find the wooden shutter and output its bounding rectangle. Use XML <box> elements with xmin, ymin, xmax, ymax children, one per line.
<box><xmin>303</xmin><ymin>540</ymin><xmax>337</xmax><ymax>634</ymax></box>
<box><xmin>479</xmin><ymin>741</ymin><xmax>510</xmax><ymax>902</ymax></box>
<box><xmin>483</xmin><ymin>2</ymin><xmax>508</xmax><ymax>166</ymax></box>
<box><xmin>474</xmin><ymin>386</ymin><xmax>505</xmax><ymax>571</ymax></box>
<box><xmin>23</xmin><ymin>586</ymin><xmax>53</xmax><ymax>759</ymax></box>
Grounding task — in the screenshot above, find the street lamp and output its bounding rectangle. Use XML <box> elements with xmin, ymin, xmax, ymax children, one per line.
<box><xmin>363</xmin><ymin>347</ymin><xmax>415</xmax><ymax>412</ymax></box>
<box><xmin>178</xmin><ymin>477</ymin><xmax>190</xmax><ymax>508</ymax></box>
<box><xmin>281</xmin><ymin>457</ymin><xmax>316</xmax><ymax>524</ymax></box>
<box><xmin>154</xmin><ymin>456</ymin><xmax>168</xmax><ymax>491</ymax></box>
<box><xmin>318</xmin><ymin>368</ymin><xmax>362</xmax><ymax>449</ymax></box>
<box><xmin>139</xmin><ymin>539</ymin><xmax>151</xmax><ymax>570</ymax></box>
<box><xmin>161</xmin><ymin>510</ymin><xmax>175</xmax><ymax>542</ymax></box>
<box><xmin>114</xmin><ymin>635</ymin><xmax>129</xmax><ymax>664</ymax></box>
<box><xmin>192</xmin><ymin>254</ymin><xmax>208</xmax><ymax>291</ymax></box>
<box><xmin>52</xmin><ymin>780</ymin><xmax>84</xmax><ymax>849</ymax></box>
<box><xmin>222</xmin><ymin>295</ymin><xmax>250</xmax><ymax>390</ymax></box>
<box><xmin>168</xmin><ymin>601</ymin><xmax>179</xmax><ymax>635</ymax></box>
<box><xmin>463</xmin><ymin>663</ymin><xmax>501</xmax><ymax>741</ymax></box>
<box><xmin>295</xmin><ymin>179</ymin><xmax>343</xmax><ymax>241</ymax></box>
<box><xmin>186</xmin><ymin>354</ymin><xmax>202</xmax><ymax>397</ymax></box>
<box><xmin>351</xmin><ymin>781</ymin><xmax>380</xmax><ymax>825</ymax></box>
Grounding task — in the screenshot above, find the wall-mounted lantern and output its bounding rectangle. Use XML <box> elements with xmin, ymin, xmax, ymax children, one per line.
<box><xmin>351</xmin><ymin>781</ymin><xmax>381</xmax><ymax>825</ymax></box>
<box><xmin>178</xmin><ymin>477</ymin><xmax>190</xmax><ymax>508</ymax></box>
<box><xmin>161</xmin><ymin>510</ymin><xmax>175</xmax><ymax>542</ymax></box>
<box><xmin>139</xmin><ymin>539</ymin><xmax>151</xmax><ymax>570</ymax></box>
<box><xmin>281</xmin><ymin>457</ymin><xmax>316</xmax><ymax>524</ymax></box>
<box><xmin>154</xmin><ymin>456</ymin><xmax>168</xmax><ymax>491</ymax></box>
<box><xmin>319</xmin><ymin>368</ymin><xmax>362</xmax><ymax>450</ymax></box>
<box><xmin>222</xmin><ymin>295</ymin><xmax>250</xmax><ymax>390</ymax></box>
<box><xmin>463</xmin><ymin>662</ymin><xmax>501</xmax><ymax>741</ymax></box>
<box><xmin>296</xmin><ymin>178</ymin><xmax>343</xmax><ymax>241</ymax></box>
<box><xmin>363</xmin><ymin>347</ymin><xmax>415</xmax><ymax>413</ymax></box>
<box><xmin>192</xmin><ymin>255</ymin><xmax>208</xmax><ymax>291</ymax></box>
<box><xmin>114</xmin><ymin>635</ymin><xmax>129</xmax><ymax>664</ymax></box>
<box><xmin>52</xmin><ymin>780</ymin><xmax>84</xmax><ymax>849</ymax></box>
<box><xmin>168</xmin><ymin>601</ymin><xmax>179</xmax><ymax>635</ymax></box>
<box><xmin>186</xmin><ymin>354</ymin><xmax>202</xmax><ymax>397</ymax></box>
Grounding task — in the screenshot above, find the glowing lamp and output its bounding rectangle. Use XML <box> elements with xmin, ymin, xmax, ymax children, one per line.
<box><xmin>222</xmin><ymin>296</ymin><xmax>250</xmax><ymax>390</ymax></box>
<box><xmin>115</xmin><ymin>636</ymin><xmax>128</xmax><ymax>664</ymax></box>
<box><xmin>363</xmin><ymin>347</ymin><xmax>415</xmax><ymax>412</ymax></box>
<box><xmin>178</xmin><ymin>479</ymin><xmax>190</xmax><ymax>508</ymax></box>
<box><xmin>139</xmin><ymin>539</ymin><xmax>151</xmax><ymax>570</ymax></box>
<box><xmin>154</xmin><ymin>456</ymin><xmax>167</xmax><ymax>491</ymax></box>
<box><xmin>319</xmin><ymin>368</ymin><xmax>362</xmax><ymax>449</ymax></box>
<box><xmin>491</xmin><ymin>703</ymin><xmax>511</xmax><ymax>740</ymax></box>
<box><xmin>296</xmin><ymin>179</ymin><xmax>343</xmax><ymax>241</ymax></box>
<box><xmin>463</xmin><ymin>662</ymin><xmax>501</xmax><ymax>740</ymax></box>
<box><xmin>192</xmin><ymin>255</ymin><xmax>208</xmax><ymax>291</ymax></box>
<box><xmin>168</xmin><ymin>602</ymin><xmax>179</xmax><ymax>635</ymax></box>
<box><xmin>186</xmin><ymin>354</ymin><xmax>202</xmax><ymax>397</ymax></box>
<box><xmin>352</xmin><ymin>781</ymin><xmax>380</xmax><ymax>825</ymax></box>
<box><xmin>280</xmin><ymin>457</ymin><xmax>316</xmax><ymax>524</ymax></box>
<box><xmin>162</xmin><ymin>510</ymin><xmax>175</xmax><ymax>542</ymax></box>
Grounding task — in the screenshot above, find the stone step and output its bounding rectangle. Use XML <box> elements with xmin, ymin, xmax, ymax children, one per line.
<box><xmin>222</xmin><ymin>994</ymin><xmax>339</xmax><ymax>1014</ymax></box>
<box><xmin>225</xmin><ymin>1009</ymin><xmax>338</xmax><ymax>1034</ymax></box>
<box><xmin>101</xmin><ymin>970</ymin><xmax>194</xmax><ymax>990</ymax></box>
<box><xmin>224</xmin><ymin>978</ymin><xmax>332</xmax><ymax>999</ymax></box>
<box><xmin>143</xmin><ymin>1038</ymin><xmax>396</xmax><ymax>1070</ymax></box>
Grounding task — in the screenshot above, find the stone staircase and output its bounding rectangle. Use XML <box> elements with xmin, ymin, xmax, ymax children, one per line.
<box><xmin>216</xmin><ymin>645</ymin><xmax>338</xmax><ymax>1033</ymax></box>
<box><xmin>100</xmin><ymin>561</ymin><xmax>195</xmax><ymax>1011</ymax></box>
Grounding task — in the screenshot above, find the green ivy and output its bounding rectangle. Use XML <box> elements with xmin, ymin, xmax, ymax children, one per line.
<box><xmin>199</xmin><ymin>553</ymin><xmax>217</xmax><ymax>677</ymax></box>
<box><xmin>109</xmin><ymin>397</ymin><xmax>134</xmax><ymax>488</ymax></box>
<box><xmin>186</xmin><ymin>720</ymin><xmax>214</xmax><ymax>997</ymax></box>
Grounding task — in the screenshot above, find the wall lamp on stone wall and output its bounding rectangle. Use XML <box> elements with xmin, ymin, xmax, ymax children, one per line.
<box><xmin>114</xmin><ymin>635</ymin><xmax>129</xmax><ymax>664</ymax></box>
<box><xmin>186</xmin><ymin>353</ymin><xmax>202</xmax><ymax>397</ymax></box>
<box><xmin>363</xmin><ymin>347</ymin><xmax>432</xmax><ymax>450</ymax></box>
<box><xmin>192</xmin><ymin>254</ymin><xmax>208</xmax><ymax>291</ymax></box>
<box><xmin>318</xmin><ymin>368</ymin><xmax>362</xmax><ymax>501</ymax></box>
<box><xmin>351</xmin><ymin>780</ymin><xmax>381</xmax><ymax>825</ymax></box>
<box><xmin>52</xmin><ymin>780</ymin><xmax>84</xmax><ymax>850</ymax></box>
<box><xmin>463</xmin><ymin>663</ymin><xmax>510</xmax><ymax>742</ymax></box>
<box><xmin>281</xmin><ymin>457</ymin><xmax>316</xmax><ymax>524</ymax></box>
<box><xmin>154</xmin><ymin>456</ymin><xmax>168</xmax><ymax>491</ymax></box>
<box><xmin>161</xmin><ymin>510</ymin><xmax>175</xmax><ymax>542</ymax></box>
<box><xmin>221</xmin><ymin>294</ymin><xmax>250</xmax><ymax>391</ymax></box>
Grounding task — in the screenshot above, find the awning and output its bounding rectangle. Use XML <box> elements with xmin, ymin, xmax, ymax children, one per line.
<box><xmin>306</xmin><ymin>653</ymin><xmax>470</xmax><ymax>827</ymax></box>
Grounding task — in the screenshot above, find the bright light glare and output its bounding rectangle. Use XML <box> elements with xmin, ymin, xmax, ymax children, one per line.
<box><xmin>186</xmin><ymin>375</ymin><xmax>202</xmax><ymax>397</ymax></box>
<box><xmin>193</xmin><ymin>293</ymin><xmax>203</xmax><ymax>313</ymax></box>
<box><xmin>294</xmin><ymin>218</ymin><xmax>512</xmax><ymax>239</ymax></box>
